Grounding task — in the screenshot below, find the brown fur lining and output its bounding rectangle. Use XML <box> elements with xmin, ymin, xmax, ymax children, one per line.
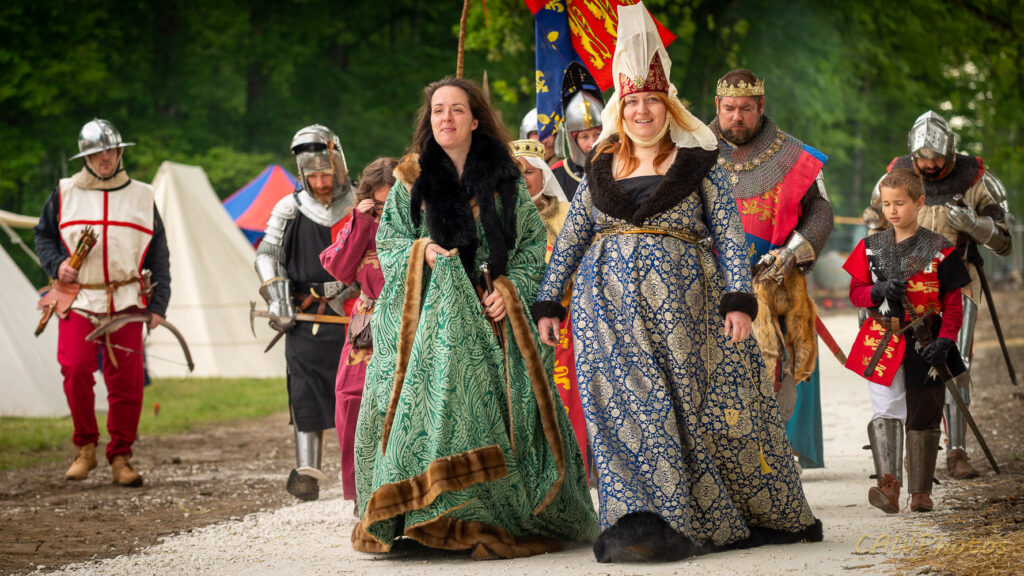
<box><xmin>351</xmin><ymin>445</ymin><xmax>512</xmax><ymax>554</ymax></box>
<box><xmin>354</xmin><ymin>497</ymin><xmax>563</xmax><ymax>559</ymax></box>
<box><xmin>380</xmin><ymin>237</ymin><xmax>431</xmax><ymax>455</ymax></box>
<box><xmin>411</xmin><ymin>516</ymin><xmax>564</xmax><ymax>560</ymax></box>
<box><xmin>494</xmin><ymin>276</ymin><xmax>565</xmax><ymax>514</ymax></box>
<box><xmin>393</xmin><ymin>152</ymin><xmax>421</xmax><ymax>191</ymax></box>
<box><xmin>362</xmin><ymin>445</ymin><xmax>509</xmax><ymax>526</ymax></box>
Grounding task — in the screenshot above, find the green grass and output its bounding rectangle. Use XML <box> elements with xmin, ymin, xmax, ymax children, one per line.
<box><xmin>0</xmin><ymin>377</ymin><xmax>286</xmax><ymax>471</ymax></box>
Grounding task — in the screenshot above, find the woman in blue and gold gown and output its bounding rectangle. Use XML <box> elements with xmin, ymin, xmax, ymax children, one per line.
<box><xmin>533</xmin><ymin>3</ymin><xmax>822</xmax><ymax>563</ymax></box>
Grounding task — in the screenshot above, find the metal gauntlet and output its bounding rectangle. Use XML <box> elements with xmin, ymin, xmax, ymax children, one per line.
<box><xmin>785</xmin><ymin>231</ymin><xmax>817</xmax><ymax>268</ymax></box>
<box><xmin>255</xmin><ymin>253</ymin><xmax>295</xmax><ymax>332</ymax></box>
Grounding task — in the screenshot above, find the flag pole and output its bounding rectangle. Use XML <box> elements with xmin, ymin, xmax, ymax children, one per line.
<box><xmin>456</xmin><ymin>0</ymin><xmax>471</xmax><ymax>78</ymax></box>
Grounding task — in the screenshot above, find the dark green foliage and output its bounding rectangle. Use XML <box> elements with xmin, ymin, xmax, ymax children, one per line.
<box><xmin>1</xmin><ymin>0</ymin><xmax>1021</xmax><ymax>283</ymax></box>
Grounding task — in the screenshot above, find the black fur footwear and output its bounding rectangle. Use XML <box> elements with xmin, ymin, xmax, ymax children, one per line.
<box><xmin>286</xmin><ymin>468</ymin><xmax>319</xmax><ymax>501</ymax></box>
<box><xmin>727</xmin><ymin>518</ymin><xmax>824</xmax><ymax>550</ymax></box>
<box><xmin>593</xmin><ymin>512</ymin><xmax>697</xmax><ymax>563</ymax></box>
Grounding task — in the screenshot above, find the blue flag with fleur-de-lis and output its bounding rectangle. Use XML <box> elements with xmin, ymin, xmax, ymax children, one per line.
<box><xmin>530</xmin><ymin>0</ymin><xmax>580</xmax><ymax>141</ymax></box>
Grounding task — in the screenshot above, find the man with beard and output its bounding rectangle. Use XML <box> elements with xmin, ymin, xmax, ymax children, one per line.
<box><xmin>864</xmin><ymin>111</ymin><xmax>1014</xmax><ymax>480</ymax></box>
<box><xmin>255</xmin><ymin>124</ymin><xmax>355</xmax><ymax>500</ymax></box>
<box><xmin>710</xmin><ymin>69</ymin><xmax>834</xmax><ymax>470</ymax></box>
<box><xmin>34</xmin><ymin>118</ymin><xmax>170</xmax><ymax>487</ymax></box>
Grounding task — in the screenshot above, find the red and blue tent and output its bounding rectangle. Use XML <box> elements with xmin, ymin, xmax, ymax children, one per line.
<box><xmin>223</xmin><ymin>165</ymin><xmax>298</xmax><ymax>246</ymax></box>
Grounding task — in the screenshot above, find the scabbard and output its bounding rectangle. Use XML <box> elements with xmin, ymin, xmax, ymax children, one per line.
<box><xmin>863</xmin><ymin>316</ymin><xmax>899</xmax><ymax>379</ymax></box>
<box><xmin>815</xmin><ymin>316</ymin><xmax>847</xmax><ymax>365</ymax></box>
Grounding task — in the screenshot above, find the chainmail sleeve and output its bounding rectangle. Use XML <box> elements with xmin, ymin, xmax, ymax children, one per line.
<box><xmin>793</xmin><ymin>178</ymin><xmax>834</xmax><ymax>260</ymax></box>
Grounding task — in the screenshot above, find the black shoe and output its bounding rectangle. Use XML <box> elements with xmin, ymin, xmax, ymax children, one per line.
<box><xmin>286</xmin><ymin>468</ymin><xmax>319</xmax><ymax>501</ymax></box>
<box><xmin>593</xmin><ymin>512</ymin><xmax>696</xmax><ymax>563</ymax></box>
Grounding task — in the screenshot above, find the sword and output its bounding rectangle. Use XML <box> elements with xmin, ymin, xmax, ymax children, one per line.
<box><xmin>249</xmin><ymin>302</ymin><xmax>348</xmax><ymax>352</ymax></box>
<box><xmin>948</xmin><ymin>194</ymin><xmax>1018</xmax><ymax>386</ymax></box>
<box><xmin>900</xmin><ymin>295</ymin><xmax>999</xmax><ymax>474</ymax></box>
<box><xmin>966</xmin><ymin>241</ymin><xmax>1015</xmax><ymax>385</ymax></box>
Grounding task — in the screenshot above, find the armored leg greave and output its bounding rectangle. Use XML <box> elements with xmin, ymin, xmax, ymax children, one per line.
<box><xmin>906</xmin><ymin>429</ymin><xmax>942</xmax><ymax>494</ymax></box>
<box><xmin>294</xmin><ymin>428</ymin><xmax>327</xmax><ymax>481</ymax></box>
<box><xmin>868</xmin><ymin>418</ymin><xmax>904</xmax><ymax>484</ymax></box>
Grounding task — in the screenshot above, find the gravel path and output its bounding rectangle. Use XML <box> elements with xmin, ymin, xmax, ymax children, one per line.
<box><xmin>36</xmin><ymin>313</ymin><xmax>939</xmax><ymax>575</ymax></box>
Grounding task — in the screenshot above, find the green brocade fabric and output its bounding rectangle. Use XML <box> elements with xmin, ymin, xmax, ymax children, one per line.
<box><xmin>352</xmin><ymin>177</ymin><xmax>598</xmax><ymax>557</ymax></box>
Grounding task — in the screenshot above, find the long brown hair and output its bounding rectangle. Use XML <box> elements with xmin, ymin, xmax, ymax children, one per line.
<box><xmin>594</xmin><ymin>92</ymin><xmax>698</xmax><ymax>178</ymax></box>
<box><xmin>355</xmin><ymin>157</ymin><xmax>399</xmax><ymax>202</ymax></box>
<box><xmin>411</xmin><ymin>76</ymin><xmax>510</xmax><ymax>154</ymax></box>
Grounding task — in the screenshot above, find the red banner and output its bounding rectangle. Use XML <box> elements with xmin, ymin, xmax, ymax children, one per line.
<box><xmin>553</xmin><ymin>316</ymin><xmax>589</xmax><ymax>476</ymax></box>
<box><xmin>566</xmin><ymin>0</ymin><xmax>676</xmax><ymax>91</ymax></box>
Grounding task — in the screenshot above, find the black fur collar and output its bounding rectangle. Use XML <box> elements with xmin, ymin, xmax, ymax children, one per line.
<box><xmin>409</xmin><ymin>132</ymin><xmax>521</xmax><ymax>281</ymax></box>
<box><xmin>890</xmin><ymin>154</ymin><xmax>982</xmax><ymax>205</ymax></box>
<box><xmin>586</xmin><ymin>135</ymin><xmax>718</xmax><ymax>225</ymax></box>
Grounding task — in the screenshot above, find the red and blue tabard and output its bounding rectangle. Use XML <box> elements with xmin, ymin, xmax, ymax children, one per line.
<box><xmin>734</xmin><ymin>145</ymin><xmax>827</xmax><ymax>267</ymax></box>
<box><xmin>842</xmin><ymin>239</ymin><xmax>954</xmax><ymax>386</ymax></box>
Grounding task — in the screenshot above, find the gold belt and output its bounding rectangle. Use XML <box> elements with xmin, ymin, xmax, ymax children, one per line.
<box><xmin>594</xmin><ymin>225</ymin><xmax>712</xmax><ymax>248</ymax></box>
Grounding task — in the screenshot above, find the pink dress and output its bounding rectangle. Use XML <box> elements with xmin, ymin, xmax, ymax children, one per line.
<box><xmin>319</xmin><ymin>209</ymin><xmax>384</xmax><ymax>501</ymax></box>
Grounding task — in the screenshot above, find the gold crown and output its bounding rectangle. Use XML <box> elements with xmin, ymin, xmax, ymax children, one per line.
<box><xmin>716</xmin><ymin>77</ymin><xmax>765</xmax><ymax>98</ymax></box>
<box><xmin>509</xmin><ymin>139</ymin><xmax>546</xmax><ymax>160</ymax></box>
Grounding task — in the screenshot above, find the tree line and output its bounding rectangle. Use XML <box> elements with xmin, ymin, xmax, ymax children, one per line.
<box><xmin>2</xmin><ymin>0</ymin><xmax>1020</xmax><ymax>285</ymax></box>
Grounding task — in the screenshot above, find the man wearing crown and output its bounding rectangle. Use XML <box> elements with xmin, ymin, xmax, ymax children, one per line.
<box><xmin>711</xmin><ymin>69</ymin><xmax>834</xmax><ymax>470</ymax></box>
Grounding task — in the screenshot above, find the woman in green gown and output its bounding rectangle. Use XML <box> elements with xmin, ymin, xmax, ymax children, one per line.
<box><xmin>351</xmin><ymin>76</ymin><xmax>598</xmax><ymax>560</ymax></box>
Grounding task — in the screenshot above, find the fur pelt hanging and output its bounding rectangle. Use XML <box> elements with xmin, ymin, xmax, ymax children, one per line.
<box><xmin>752</xmin><ymin>271</ymin><xmax>818</xmax><ymax>389</ymax></box>
<box><xmin>408</xmin><ymin>133</ymin><xmax>522</xmax><ymax>283</ymax></box>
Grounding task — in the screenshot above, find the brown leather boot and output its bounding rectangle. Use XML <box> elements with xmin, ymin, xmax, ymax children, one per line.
<box><xmin>910</xmin><ymin>492</ymin><xmax>934</xmax><ymax>512</ymax></box>
<box><xmin>868</xmin><ymin>474</ymin><xmax>900</xmax><ymax>514</ymax></box>
<box><xmin>946</xmin><ymin>448</ymin><xmax>979</xmax><ymax>479</ymax></box>
<box><xmin>111</xmin><ymin>454</ymin><xmax>143</xmax><ymax>487</ymax></box>
<box><xmin>64</xmin><ymin>443</ymin><xmax>97</xmax><ymax>481</ymax></box>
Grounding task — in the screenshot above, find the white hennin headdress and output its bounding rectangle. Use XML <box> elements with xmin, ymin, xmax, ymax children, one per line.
<box><xmin>510</xmin><ymin>139</ymin><xmax>568</xmax><ymax>203</ymax></box>
<box><xmin>596</xmin><ymin>2</ymin><xmax>717</xmax><ymax>151</ymax></box>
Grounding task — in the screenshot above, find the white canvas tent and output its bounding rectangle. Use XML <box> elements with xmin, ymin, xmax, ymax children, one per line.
<box><xmin>0</xmin><ymin>242</ymin><xmax>69</xmax><ymax>416</ymax></box>
<box><xmin>149</xmin><ymin>161</ymin><xmax>286</xmax><ymax>378</ymax></box>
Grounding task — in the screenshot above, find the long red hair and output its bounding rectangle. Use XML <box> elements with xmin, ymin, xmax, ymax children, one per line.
<box><xmin>594</xmin><ymin>92</ymin><xmax>698</xmax><ymax>178</ymax></box>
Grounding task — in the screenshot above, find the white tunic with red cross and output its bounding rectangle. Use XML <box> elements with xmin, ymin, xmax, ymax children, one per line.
<box><xmin>58</xmin><ymin>178</ymin><xmax>155</xmax><ymax>315</ymax></box>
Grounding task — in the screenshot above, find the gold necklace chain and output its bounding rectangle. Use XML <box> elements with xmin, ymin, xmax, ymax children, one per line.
<box><xmin>717</xmin><ymin>127</ymin><xmax>786</xmax><ymax>172</ymax></box>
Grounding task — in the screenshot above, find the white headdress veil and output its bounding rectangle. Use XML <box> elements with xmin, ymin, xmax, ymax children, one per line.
<box><xmin>596</xmin><ymin>2</ymin><xmax>717</xmax><ymax>151</ymax></box>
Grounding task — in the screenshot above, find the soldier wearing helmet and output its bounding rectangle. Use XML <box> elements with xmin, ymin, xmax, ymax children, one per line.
<box><xmin>254</xmin><ymin>124</ymin><xmax>355</xmax><ymax>500</ymax></box>
<box><xmin>519</xmin><ymin>107</ymin><xmax>564</xmax><ymax>167</ymax></box>
<box><xmin>865</xmin><ymin>110</ymin><xmax>1014</xmax><ymax>480</ymax></box>
<box><xmin>33</xmin><ymin>119</ymin><xmax>171</xmax><ymax>487</ymax></box>
<box><xmin>550</xmin><ymin>62</ymin><xmax>605</xmax><ymax>201</ymax></box>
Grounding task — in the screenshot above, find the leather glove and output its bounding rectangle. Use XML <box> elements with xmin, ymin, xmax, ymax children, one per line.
<box><xmin>870</xmin><ymin>279</ymin><xmax>906</xmax><ymax>304</ymax></box>
<box><xmin>754</xmin><ymin>247</ymin><xmax>796</xmax><ymax>284</ymax></box>
<box><xmin>920</xmin><ymin>337</ymin><xmax>954</xmax><ymax>367</ymax></box>
<box><xmin>268</xmin><ymin>299</ymin><xmax>296</xmax><ymax>332</ymax></box>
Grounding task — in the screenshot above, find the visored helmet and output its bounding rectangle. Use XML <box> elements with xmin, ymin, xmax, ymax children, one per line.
<box><xmin>908</xmin><ymin>111</ymin><xmax>955</xmax><ymax>161</ymax></box>
<box><xmin>69</xmin><ymin>119</ymin><xmax>135</xmax><ymax>161</ymax></box>
<box><xmin>562</xmin><ymin>92</ymin><xmax>605</xmax><ymax>165</ymax></box>
<box><xmin>290</xmin><ymin>124</ymin><xmax>349</xmax><ymax>200</ymax></box>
